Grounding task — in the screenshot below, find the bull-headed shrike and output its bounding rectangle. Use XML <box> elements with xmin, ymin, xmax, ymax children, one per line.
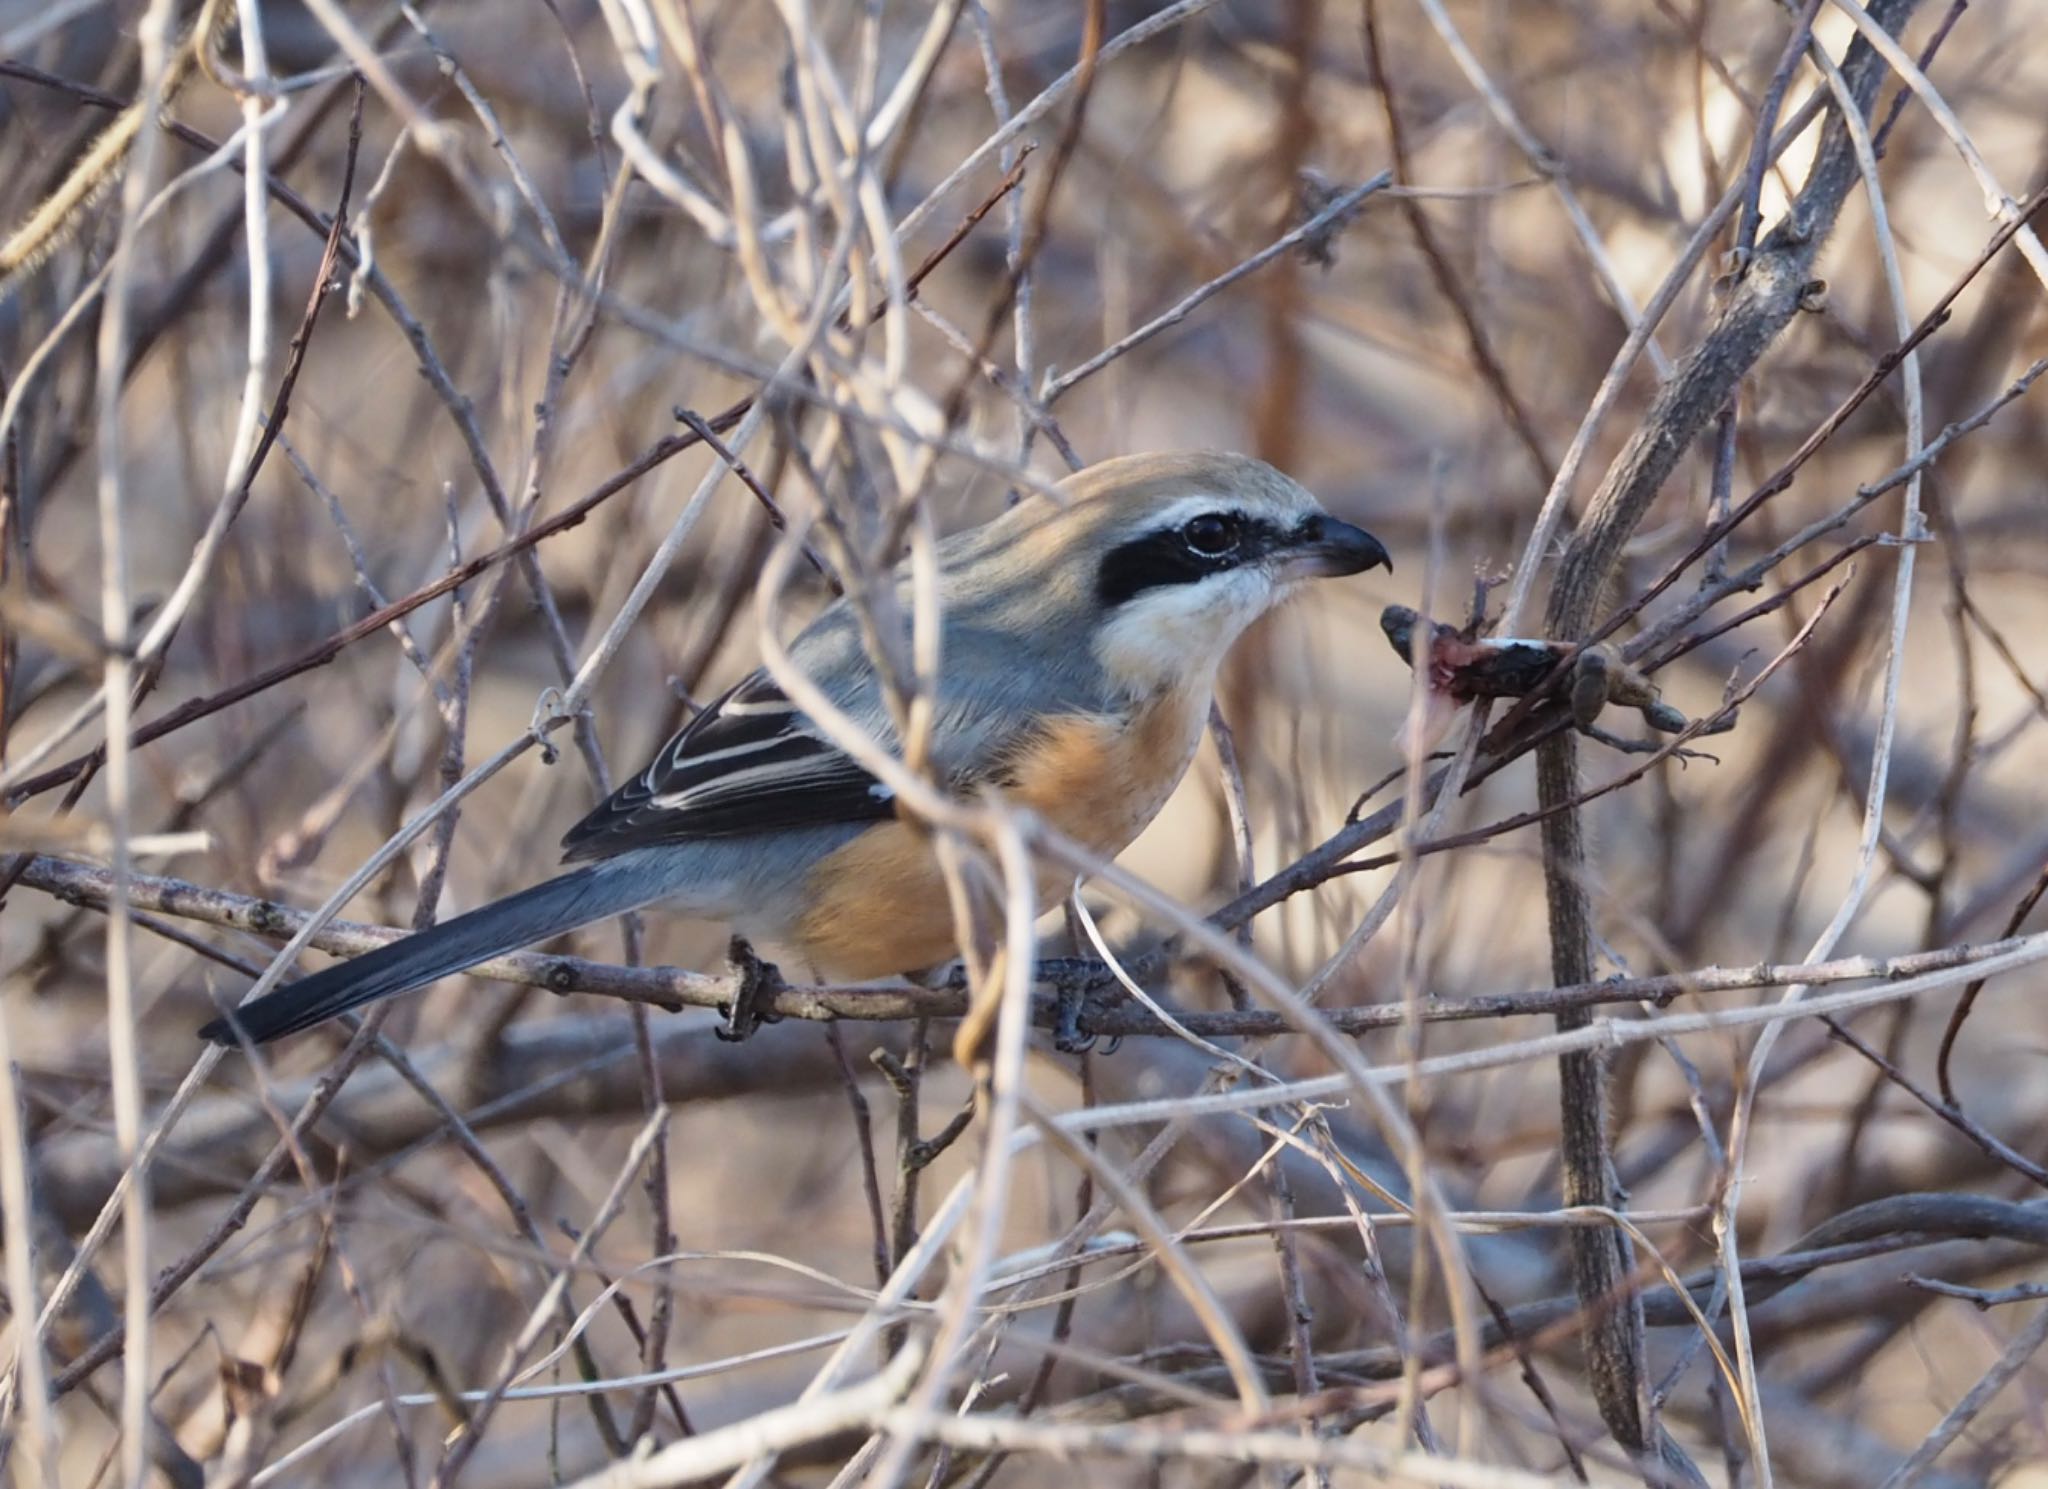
<box><xmin>201</xmin><ymin>451</ymin><xmax>1389</xmax><ymax>1046</ymax></box>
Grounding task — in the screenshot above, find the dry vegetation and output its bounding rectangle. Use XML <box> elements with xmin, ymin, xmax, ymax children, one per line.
<box><xmin>3</xmin><ymin>0</ymin><xmax>2048</xmax><ymax>1484</ymax></box>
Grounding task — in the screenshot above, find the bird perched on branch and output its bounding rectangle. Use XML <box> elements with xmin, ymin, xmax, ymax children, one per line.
<box><xmin>202</xmin><ymin>452</ymin><xmax>1390</xmax><ymax>1046</ymax></box>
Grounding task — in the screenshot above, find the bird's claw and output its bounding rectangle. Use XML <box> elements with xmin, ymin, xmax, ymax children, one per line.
<box><xmin>716</xmin><ymin>936</ymin><xmax>784</xmax><ymax>1042</ymax></box>
<box><xmin>1047</xmin><ymin>968</ymin><xmax>1135</xmax><ymax>1056</ymax></box>
<box><xmin>1052</xmin><ymin>980</ymin><xmax>1096</xmax><ymax>1054</ymax></box>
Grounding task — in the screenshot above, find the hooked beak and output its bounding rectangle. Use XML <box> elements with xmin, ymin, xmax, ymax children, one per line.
<box><xmin>1275</xmin><ymin>514</ymin><xmax>1392</xmax><ymax>581</ymax></box>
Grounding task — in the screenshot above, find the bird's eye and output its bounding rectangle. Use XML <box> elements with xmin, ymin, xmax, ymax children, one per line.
<box><xmin>1181</xmin><ymin>514</ymin><xmax>1240</xmax><ymax>557</ymax></box>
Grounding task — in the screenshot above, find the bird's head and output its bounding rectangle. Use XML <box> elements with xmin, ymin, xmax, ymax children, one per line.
<box><xmin>970</xmin><ymin>452</ymin><xmax>1390</xmax><ymax>691</ymax></box>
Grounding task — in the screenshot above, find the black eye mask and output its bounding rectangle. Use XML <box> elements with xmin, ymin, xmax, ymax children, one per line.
<box><xmin>1095</xmin><ymin>511</ymin><xmax>1292</xmax><ymax>608</ymax></box>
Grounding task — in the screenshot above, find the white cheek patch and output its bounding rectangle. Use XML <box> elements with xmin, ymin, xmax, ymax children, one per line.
<box><xmin>1094</xmin><ymin>569</ymin><xmax>1276</xmax><ymax>688</ymax></box>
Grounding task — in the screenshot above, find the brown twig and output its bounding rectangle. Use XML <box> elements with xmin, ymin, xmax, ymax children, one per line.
<box><xmin>1361</xmin><ymin>0</ymin><xmax>1552</xmax><ymax>487</ymax></box>
<box><xmin>1936</xmin><ymin>862</ymin><xmax>2048</xmax><ymax>1104</ymax></box>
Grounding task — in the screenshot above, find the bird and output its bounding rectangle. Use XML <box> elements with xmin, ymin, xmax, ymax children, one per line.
<box><xmin>200</xmin><ymin>451</ymin><xmax>1390</xmax><ymax>1046</ymax></box>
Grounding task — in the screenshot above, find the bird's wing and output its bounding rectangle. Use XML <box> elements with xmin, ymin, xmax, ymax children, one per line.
<box><xmin>560</xmin><ymin>670</ymin><xmax>902</xmax><ymax>860</ymax></box>
<box><xmin>560</xmin><ymin>608</ymin><xmax>1112</xmax><ymax>863</ymax></box>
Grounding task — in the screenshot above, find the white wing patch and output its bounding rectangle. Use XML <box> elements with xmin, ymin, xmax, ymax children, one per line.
<box><xmin>560</xmin><ymin>672</ymin><xmax>898</xmax><ymax>858</ymax></box>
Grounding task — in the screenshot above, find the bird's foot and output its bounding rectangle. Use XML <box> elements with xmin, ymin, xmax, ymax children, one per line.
<box><xmin>1052</xmin><ymin>977</ymin><xmax>1096</xmax><ymax>1054</ymax></box>
<box><xmin>716</xmin><ymin>937</ymin><xmax>784</xmax><ymax>1042</ymax></box>
<box><xmin>1048</xmin><ymin>961</ymin><xmax>1136</xmax><ymax>1055</ymax></box>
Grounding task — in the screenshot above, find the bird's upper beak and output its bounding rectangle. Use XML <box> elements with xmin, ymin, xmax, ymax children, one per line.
<box><xmin>1275</xmin><ymin>514</ymin><xmax>1392</xmax><ymax>581</ymax></box>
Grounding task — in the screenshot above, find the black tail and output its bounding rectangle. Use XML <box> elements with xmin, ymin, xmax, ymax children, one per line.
<box><xmin>200</xmin><ymin>860</ymin><xmax>668</xmax><ymax>1045</ymax></box>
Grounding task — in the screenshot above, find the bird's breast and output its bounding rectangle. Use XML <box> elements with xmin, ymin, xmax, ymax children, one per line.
<box><xmin>999</xmin><ymin>686</ymin><xmax>1211</xmax><ymax>858</ymax></box>
<box><xmin>787</xmin><ymin>687</ymin><xmax>1212</xmax><ymax>981</ymax></box>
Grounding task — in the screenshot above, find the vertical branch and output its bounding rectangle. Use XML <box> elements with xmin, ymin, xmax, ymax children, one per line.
<box><xmin>1360</xmin><ymin>0</ymin><xmax>1553</xmax><ymax>486</ymax></box>
<box><xmin>0</xmin><ymin>359</ymin><xmax>14</xmax><ymax>770</ymax></box>
<box><xmin>92</xmin><ymin>2</ymin><xmax>182</xmax><ymax>1480</ymax></box>
<box><xmin>1532</xmin><ymin>1</ymin><xmax>1919</xmax><ymax>1478</ymax></box>
<box><xmin>1250</xmin><ymin>0</ymin><xmax>1316</xmax><ymax>471</ymax></box>
<box><xmin>0</xmin><ymin>1046</ymin><xmax>59</xmax><ymax>1481</ymax></box>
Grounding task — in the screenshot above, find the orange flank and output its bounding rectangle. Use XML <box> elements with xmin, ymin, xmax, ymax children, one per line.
<box><xmin>794</xmin><ymin>687</ymin><xmax>1208</xmax><ymax>979</ymax></box>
